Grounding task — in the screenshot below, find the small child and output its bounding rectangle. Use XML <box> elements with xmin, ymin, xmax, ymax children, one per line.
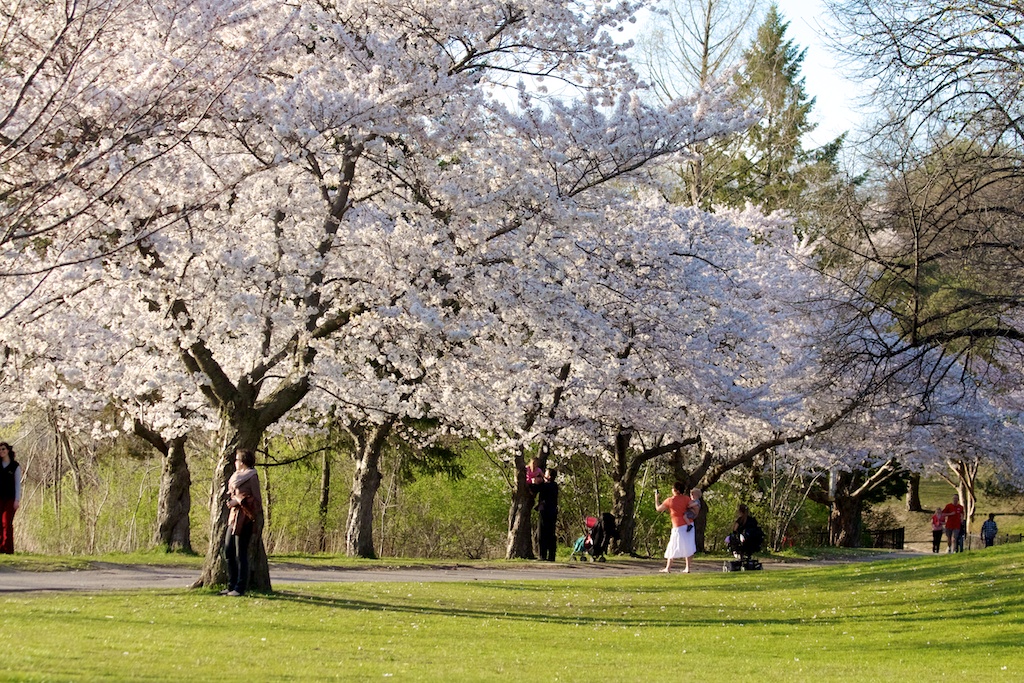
<box><xmin>525</xmin><ymin>458</ymin><xmax>544</xmax><ymax>486</ymax></box>
<box><xmin>685</xmin><ymin>488</ymin><xmax>702</xmax><ymax>531</ymax></box>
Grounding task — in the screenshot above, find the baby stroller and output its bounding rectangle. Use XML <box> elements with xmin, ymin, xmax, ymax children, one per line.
<box><xmin>724</xmin><ymin>520</ymin><xmax>764</xmax><ymax>572</ymax></box>
<box><xmin>570</xmin><ymin>513</ymin><xmax>618</xmax><ymax>562</ymax></box>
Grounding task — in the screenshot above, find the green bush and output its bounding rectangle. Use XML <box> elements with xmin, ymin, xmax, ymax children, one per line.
<box><xmin>18</xmin><ymin>456</ymin><xmax>161</xmax><ymax>554</ymax></box>
<box><xmin>383</xmin><ymin>447</ymin><xmax>509</xmax><ymax>559</ymax></box>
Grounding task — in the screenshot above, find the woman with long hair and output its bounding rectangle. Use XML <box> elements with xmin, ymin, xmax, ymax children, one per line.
<box><xmin>222</xmin><ymin>448</ymin><xmax>263</xmax><ymax>596</ymax></box>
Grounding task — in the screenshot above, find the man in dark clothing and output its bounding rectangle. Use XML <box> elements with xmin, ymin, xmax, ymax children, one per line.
<box><xmin>535</xmin><ymin>468</ymin><xmax>559</xmax><ymax>561</ymax></box>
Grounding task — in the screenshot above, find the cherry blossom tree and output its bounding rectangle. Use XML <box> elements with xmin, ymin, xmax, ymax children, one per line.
<box><xmin>0</xmin><ymin>295</ymin><xmax>212</xmax><ymax>551</ymax></box>
<box><xmin>434</xmin><ymin>196</ymin><xmax>853</xmax><ymax>557</ymax></box>
<box><xmin>0</xmin><ymin>0</ymin><xmax>281</xmax><ymax>312</ymax></box>
<box><xmin>2</xmin><ymin>0</ymin><xmax>763</xmax><ymax>583</ymax></box>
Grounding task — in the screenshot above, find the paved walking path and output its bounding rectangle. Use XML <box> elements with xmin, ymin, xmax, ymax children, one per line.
<box><xmin>0</xmin><ymin>560</ymin><xmax>666</xmax><ymax>592</ymax></box>
<box><xmin>0</xmin><ymin>551</ymin><xmax>925</xmax><ymax>593</ymax></box>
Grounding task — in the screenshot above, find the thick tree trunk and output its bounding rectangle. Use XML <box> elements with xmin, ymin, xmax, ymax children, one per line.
<box><xmin>133</xmin><ymin>421</ymin><xmax>193</xmax><ymax>552</ymax></box>
<box><xmin>905</xmin><ymin>472</ymin><xmax>923</xmax><ymax>512</ymax></box>
<box><xmin>155</xmin><ymin>436</ymin><xmax>192</xmax><ymax>552</ymax></box>
<box><xmin>671</xmin><ymin>447</ymin><xmax>707</xmax><ymax>552</ymax></box>
<box><xmin>694</xmin><ymin>496</ymin><xmax>708</xmax><ymax>552</ymax></box>
<box><xmin>610</xmin><ymin>476</ymin><xmax>637</xmax><ymax>556</ymax></box>
<box><xmin>505</xmin><ymin>450</ymin><xmax>537</xmax><ymax>559</ymax></box>
<box><xmin>172</xmin><ymin>292</ymin><xmax>317</xmax><ymax>590</ymax></box>
<box><xmin>506</xmin><ymin>362</ymin><xmax>569</xmax><ymax>560</ymax></box>
<box><xmin>344</xmin><ymin>421</ymin><xmax>392</xmax><ymax>558</ymax></box>
<box><xmin>609</xmin><ymin>432</ymin><xmax>701</xmax><ymax>556</ymax></box>
<box><xmin>193</xmin><ymin>430</ymin><xmax>271</xmax><ymax>591</ymax></box>
<box><xmin>809</xmin><ymin>461</ymin><xmax>901</xmax><ymax>549</ymax></box>
<box><xmin>828</xmin><ymin>493</ymin><xmax>863</xmax><ymax>548</ymax></box>
<box><xmin>609</xmin><ymin>431</ymin><xmax>634</xmax><ymax>556</ymax></box>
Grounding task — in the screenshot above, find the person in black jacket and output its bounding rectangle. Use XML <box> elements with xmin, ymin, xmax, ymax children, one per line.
<box><xmin>534</xmin><ymin>468</ymin><xmax>559</xmax><ymax>561</ymax></box>
<box><xmin>0</xmin><ymin>442</ymin><xmax>23</xmax><ymax>554</ymax></box>
<box><xmin>729</xmin><ymin>504</ymin><xmax>763</xmax><ymax>555</ymax></box>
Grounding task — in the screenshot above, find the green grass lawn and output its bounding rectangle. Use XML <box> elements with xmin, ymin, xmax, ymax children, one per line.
<box><xmin>2</xmin><ymin>546</ymin><xmax>1022</xmax><ymax>681</ymax></box>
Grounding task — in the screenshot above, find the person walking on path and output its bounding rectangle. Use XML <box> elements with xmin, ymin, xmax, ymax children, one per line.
<box><xmin>535</xmin><ymin>468</ymin><xmax>559</xmax><ymax>561</ymax></box>
<box><xmin>980</xmin><ymin>513</ymin><xmax>998</xmax><ymax>548</ymax></box>
<box><xmin>655</xmin><ymin>482</ymin><xmax>696</xmax><ymax>573</ymax></box>
<box><xmin>222</xmin><ymin>448</ymin><xmax>263</xmax><ymax>596</ymax></box>
<box><xmin>941</xmin><ymin>494</ymin><xmax>965</xmax><ymax>553</ymax></box>
<box><xmin>0</xmin><ymin>443</ymin><xmax>22</xmax><ymax>554</ymax></box>
<box><xmin>930</xmin><ymin>508</ymin><xmax>944</xmax><ymax>553</ymax></box>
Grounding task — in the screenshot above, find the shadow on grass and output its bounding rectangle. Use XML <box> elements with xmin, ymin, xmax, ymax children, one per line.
<box><xmin>248</xmin><ymin>545</ymin><xmax>1024</xmax><ymax>632</ymax></box>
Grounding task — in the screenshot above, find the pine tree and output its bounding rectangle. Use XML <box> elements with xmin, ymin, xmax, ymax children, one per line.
<box><xmin>711</xmin><ymin>4</ymin><xmax>845</xmax><ymax>221</ymax></box>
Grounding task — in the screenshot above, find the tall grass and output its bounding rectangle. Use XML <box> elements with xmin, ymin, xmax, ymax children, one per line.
<box><xmin>1</xmin><ymin>545</ymin><xmax>1021</xmax><ymax>681</ymax></box>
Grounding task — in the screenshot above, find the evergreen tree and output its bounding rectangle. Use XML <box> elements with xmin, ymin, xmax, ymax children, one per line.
<box><xmin>634</xmin><ymin>0</ymin><xmax>761</xmax><ymax>208</ymax></box>
<box><xmin>710</xmin><ymin>4</ymin><xmax>846</xmax><ymax>225</ymax></box>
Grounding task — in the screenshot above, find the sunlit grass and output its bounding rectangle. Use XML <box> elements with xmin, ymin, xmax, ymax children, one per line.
<box><xmin>2</xmin><ymin>544</ymin><xmax>1021</xmax><ymax>681</ymax></box>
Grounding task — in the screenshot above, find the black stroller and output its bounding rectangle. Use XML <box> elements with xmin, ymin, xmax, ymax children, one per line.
<box><xmin>724</xmin><ymin>518</ymin><xmax>764</xmax><ymax>571</ymax></box>
<box><xmin>570</xmin><ymin>513</ymin><xmax>618</xmax><ymax>562</ymax></box>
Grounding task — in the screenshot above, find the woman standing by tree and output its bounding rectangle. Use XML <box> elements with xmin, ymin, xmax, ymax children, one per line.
<box><xmin>222</xmin><ymin>449</ymin><xmax>262</xmax><ymax>596</ymax></box>
<box><xmin>0</xmin><ymin>443</ymin><xmax>22</xmax><ymax>554</ymax></box>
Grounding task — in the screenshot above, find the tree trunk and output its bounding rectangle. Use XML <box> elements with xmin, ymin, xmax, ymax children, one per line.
<box><xmin>344</xmin><ymin>421</ymin><xmax>392</xmax><ymax>558</ymax></box>
<box><xmin>132</xmin><ymin>421</ymin><xmax>192</xmax><ymax>553</ymax></box>
<box><xmin>610</xmin><ymin>431</ymin><xmax>638</xmax><ymax>555</ymax></box>
<box><xmin>173</xmin><ymin>294</ymin><xmax>317</xmax><ymax>590</ymax></box>
<box><xmin>156</xmin><ymin>436</ymin><xmax>192</xmax><ymax>552</ymax></box>
<box><xmin>828</xmin><ymin>488</ymin><xmax>863</xmax><ymax>548</ymax></box>
<box><xmin>506</xmin><ymin>362</ymin><xmax>570</xmax><ymax>560</ymax></box>
<box><xmin>193</xmin><ymin>430</ymin><xmax>271</xmax><ymax>591</ymax></box>
<box><xmin>505</xmin><ymin>449</ymin><xmax>537</xmax><ymax>559</ymax></box>
<box><xmin>317</xmin><ymin>451</ymin><xmax>331</xmax><ymax>553</ymax></box>
<box><xmin>610</xmin><ymin>479</ymin><xmax>637</xmax><ymax>556</ymax></box>
<box><xmin>905</xmin><ymin>472</ymin><xmax>923</xmax><ymax>512</ymax></box>
<box><xmin>609</xmin><ymin>432</ymin><xmax>701</xmax><ymax>556</ymax></box>
<box><xmin>947</xmin><ymin>458</ymin><xmax>980</xmax><ymax>534</ymax></box>
<box><xmin>671</xmin><ymin>446</ymin><xmax>707</xmax><ymax>552</ymax></box>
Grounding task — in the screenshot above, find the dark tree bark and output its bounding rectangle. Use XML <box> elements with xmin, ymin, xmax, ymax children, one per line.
<box><xmin>827</xmin><ymin>476</ymin><xmax>864</xmax><ymax>547</ymax></box>
<box><xmin>610</xmin><ymin>432</ymin><xmax>701</xmax><ymax>556</ymax></box>
<box><xmin>807</xmin><ymin>460</ymin><xmax>901</xmax><ymax>548</ymax></box>
<box><xmin>506</xmin><ymin>448</ymin><xmax>540</xmax><ymax>560</ymax></box>
<box><xmin>694</xmin><ymin>493</ymin><xmax>709</xmax><ymax>552</ymax></box>
<box><xmin>194</xmin><ymin>427</ymin><xmax>271</xmax><ymax>591</ymax></box>
<box><xmin>318</xmin><ymin>451</ymin><xmax>331</xmax><ymax>552</ymax></box>
<box><xmin>506</xmin><ymin>363</ymin><xmax>572</xmax><ymax>560</ymax></box>
<box><xmin>610</xmin><ymin>475</ymin><xmax>637</xmax><ymax>556</ymax></box>
<box><xmin>156</xmin><ymin>436</ymin><xmax>192</xmax><ymax>552</ymax></box>
<box><xmin>344</xmin><ymin>420</ymin><xmax>393</xmax><ymax>558</ymax></box>
<box><xmin>133</xmin><ymin>421</ymin><xmax>192</xmax><ymax>553</ymax></box>
<box><xmin>905</xmin><ymin>472</ymin><xmax>923</xmax><ymax>512</ymax></box>
<box><xmin>671</xmin><ymin>446</ymin><xmax>708</xmax><ymax>552</ymax></box>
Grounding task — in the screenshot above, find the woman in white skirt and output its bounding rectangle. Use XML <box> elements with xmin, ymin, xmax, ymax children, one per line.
<box><xmin>655</xmin><ymin>482</ymin><xmax>697</xmax><ymax>573</ymax></box>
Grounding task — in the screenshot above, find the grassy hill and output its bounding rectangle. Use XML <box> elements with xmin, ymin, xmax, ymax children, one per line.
<box><xmin>874</xmin><ymin>477</ymin><xmax>1024</xmax><ymax>552</ymax></box>
<box><xmin>2</xmin><ymin>545</ymin><xmax>1022</xmax><ymax>681</ymax></box>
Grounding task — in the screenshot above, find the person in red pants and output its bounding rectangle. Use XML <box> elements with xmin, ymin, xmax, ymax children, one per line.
<box><xmin>0</xmin><ymin>442</ymin><xmax>22</xmax><ymax>554</ymax></box>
